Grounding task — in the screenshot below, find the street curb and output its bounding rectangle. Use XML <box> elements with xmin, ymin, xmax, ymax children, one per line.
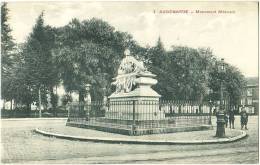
<box><xmin>34</xmin><ymin>128</ymin><xmax>247</xmax><ymax>145</ymax></box>
<box><xmin>1</xmin><ymin>118</ymin><xmax>67</xmax><ymax>121</ymax></box>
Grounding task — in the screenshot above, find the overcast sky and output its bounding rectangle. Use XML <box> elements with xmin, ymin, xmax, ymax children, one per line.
<box><xmin>6</xmin><ymin>1</ymin><xmax>258</xmax><ymax>77</ymax></box>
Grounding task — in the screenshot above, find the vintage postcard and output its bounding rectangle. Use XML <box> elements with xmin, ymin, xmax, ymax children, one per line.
<box><xmin>1</xmin><ymin>1</ymin><xmax>259</xmax><ymax>164</ymax></box>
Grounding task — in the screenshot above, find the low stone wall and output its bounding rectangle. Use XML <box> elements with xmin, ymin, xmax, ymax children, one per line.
<box><xmin>66</xmin><ymin>120</ymin><xmax>213</xmax><ymax>136</ymax></box>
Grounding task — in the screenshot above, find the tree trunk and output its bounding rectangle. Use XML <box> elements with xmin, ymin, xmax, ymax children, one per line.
<box><xmin>26</xmin><ymin>103</ymin><xmax>31</xmax><ymax>117</ymax></box>
<box><xmin>79</xmin><ymin>91</ymin><xmax>84</xmax><ymax>102</ymax></box>
<box><xmin>3</xmin><ymin>99</ymin><xmax>6</xmax><ymax>109</ymax></box>
<box><xmin>38</xmin><ymin>87</ymin><xmax>42</xmax><ymax>118</ymax></box>
<box><xmin>14</xmin><ymin>100</ymin><xmax>17</xmax><ymax>109</ymax></box>
<box><xmin>50</xmin><ymin>87</ymin><xmax>57</xmax><ymax>117</ymax></box>
<box><xmin>10</xmin><ymin>99</ymin><xmax>13</xmax><ymax>111</ymax></box>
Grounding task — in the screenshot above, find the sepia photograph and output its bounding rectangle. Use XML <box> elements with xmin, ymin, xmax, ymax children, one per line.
<box><xmin>1</xmin><ymin>1</ymin><xmax>259</xmax><ymax>164</ymax></box>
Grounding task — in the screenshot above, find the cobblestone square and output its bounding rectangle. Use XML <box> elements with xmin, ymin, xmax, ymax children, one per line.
<box><xmin>1</xmin><ymin>116</ymin><xmax>258</xmax><ymax>164</ymax></box>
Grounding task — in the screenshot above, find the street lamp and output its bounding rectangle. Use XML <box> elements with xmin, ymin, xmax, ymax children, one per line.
<box><xmin>216</xmin><ymin>58</ymin><xmax>226</xmax><ymax>137</ymax></box>
<box><xmin>219</xmin><ymin>58</ymin><xmax>226</xmax><ymax>111</ymax></box>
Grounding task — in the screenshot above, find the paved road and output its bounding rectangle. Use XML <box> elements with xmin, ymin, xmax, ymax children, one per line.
<box><xmin>1</xmin><ymin>116</ymin><xmax>259</xmax><ymax>164</ymax></box>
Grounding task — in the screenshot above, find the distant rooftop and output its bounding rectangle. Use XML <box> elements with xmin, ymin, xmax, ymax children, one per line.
<box><xmin>246</xmin><ymin>77</ymin><xmax>258</xmax><ymax>86</ymax></box>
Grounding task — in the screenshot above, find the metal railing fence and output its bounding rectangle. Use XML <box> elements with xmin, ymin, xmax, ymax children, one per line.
<box><xmin>67</xmin><ymin>100</ymin><xmax>212</xmax><ymax>131</ymax></box>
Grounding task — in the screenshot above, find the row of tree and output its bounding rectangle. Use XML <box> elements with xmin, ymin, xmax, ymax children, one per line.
<box><xmin>1</xmin><ymin>3</ymin><xmax>246</xmax><ymax>114</ymax></box>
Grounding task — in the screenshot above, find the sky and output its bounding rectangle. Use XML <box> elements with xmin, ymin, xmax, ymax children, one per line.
<box><xmin>6</xmin><ymin>1</ymin><xmax>259</xmax><ymax>77</ymax></box>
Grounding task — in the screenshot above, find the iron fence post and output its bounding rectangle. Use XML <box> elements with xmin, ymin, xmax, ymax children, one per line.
<box><xmin>132</xmin><ymin>100</ymin><xmax>136</xmax><ymax>135</ymax></box>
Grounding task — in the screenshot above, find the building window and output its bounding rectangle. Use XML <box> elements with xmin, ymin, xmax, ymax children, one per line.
<box><xmin>241</xmin><ymin>98</ymin><xmax>245</xmax><ymax>105</ymax></box>
<box><xmin>247</xmin><ymin>88</ymin><xmax>253</xmax><ymax>96</ymax></box>
<box><xmin>247</xmin><ymin>98</ymin><xmax>252</xmax><ymax>105</ymax></box>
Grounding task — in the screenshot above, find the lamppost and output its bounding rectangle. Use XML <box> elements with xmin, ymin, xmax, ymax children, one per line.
<box><xmin>216</xmin><ymin>58</ymin><xmax>226</xmax><ymax>137</ymax></box>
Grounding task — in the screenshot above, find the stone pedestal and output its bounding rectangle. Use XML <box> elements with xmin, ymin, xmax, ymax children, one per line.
<box><xmin>106</xmin><ymin>72</ymin><xmax>163</xmax><ymax>122</ymax></box>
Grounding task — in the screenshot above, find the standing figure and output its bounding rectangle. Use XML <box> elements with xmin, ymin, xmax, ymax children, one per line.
<box><xmin>229</xmin><ymin>108</ymin><xmax>235</xmax><ymax>129</ymax></box>
<box><xmin>240</xmin><ymin>107</ymin><xmax>248</xmax><ymax>130</ymax></box>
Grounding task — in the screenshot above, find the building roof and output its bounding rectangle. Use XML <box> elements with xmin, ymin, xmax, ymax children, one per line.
<box><xmin>246</xmin><ymin>77</ymin><xmax>258</xmax><ymax>86</ymax></box>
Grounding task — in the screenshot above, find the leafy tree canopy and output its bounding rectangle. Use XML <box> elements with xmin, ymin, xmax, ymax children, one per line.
<box><xmin>54</xmin><ymin>18</ymin><xmax>138</xmax><ymax>100</ymax></box>
<box><xmin>1</xmin><ymin>7</ymin><xmax>246</xmax><ymax>109</ymax></box>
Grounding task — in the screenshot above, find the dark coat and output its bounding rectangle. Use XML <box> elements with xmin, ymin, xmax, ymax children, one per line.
<box><xmin>240</xmin><ymin>110</ymin><xmax>248</xmax><ymax>125</ymax></box>
<box><xmin>229</xmin><ymin>110</ymin><xmax>235</xmax><ymax>120</ymax></box>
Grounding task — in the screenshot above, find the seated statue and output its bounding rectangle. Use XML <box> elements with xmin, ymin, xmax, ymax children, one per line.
<box><xmin>112</xmin><ymin>49</ymin><xmax>147</xmax><ymax>93</ymax></box>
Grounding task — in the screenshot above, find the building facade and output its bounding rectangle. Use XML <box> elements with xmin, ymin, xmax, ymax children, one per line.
<box><xmin>240</xmin><ymin>77</ymin><xmax>259</xmax><ymax>115</ymax></box>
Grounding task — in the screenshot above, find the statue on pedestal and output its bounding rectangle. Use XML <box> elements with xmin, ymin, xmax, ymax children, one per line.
<box><xmin>112</xmin><ymin>49</ymin><xmax>149</xmax><ymax>93</ymax></box>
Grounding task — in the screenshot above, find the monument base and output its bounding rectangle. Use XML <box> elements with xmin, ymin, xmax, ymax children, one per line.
<box><xmin>106</xmin><ymin>91</ymin><xmax>164</xmax><ymax>120</ymax></box>
<box><xmin>65</xmin><ymin>85</ymin><xmax>208</xmax><ymax>136</ymax></box>
<box><xmin>66</xmin><ymin>120</ymin><xmax>213</xmax><ymax>136</ymax></box>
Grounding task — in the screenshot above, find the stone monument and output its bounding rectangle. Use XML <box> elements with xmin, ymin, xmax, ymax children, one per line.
<box><xmin>105</xmin><ymin>49</ymin><xmax>164</xmax><ymax>121</ymax></box>
<box><xmin>67</xmin><ymin>49</ymin><xmax>212</xmax><ymax>135</ymax></box>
